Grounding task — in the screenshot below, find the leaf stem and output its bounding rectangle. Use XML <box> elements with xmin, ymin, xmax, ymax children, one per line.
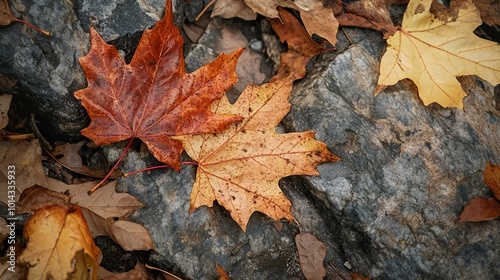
<box><xmin>123</xmin><ymin>161</ymin><xmax>198</xmax><ymax>177</ymax></box>
<box><xmin>13</xmin><ymin>18</ymin><xmax>52</xmax><ymax>36</ymax></box>
<box><xmin>88</xmin><ymin>137</ymin><xmax>135</xmax><ymax>195</ymax></box>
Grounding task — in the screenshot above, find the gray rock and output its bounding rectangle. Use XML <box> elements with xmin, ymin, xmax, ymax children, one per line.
<box><xmin>282</xmin><ymin>27</ymin><xmax>500</xmax><ymax>279</ymax></box>
<box><xmin>0</xmin><ymin>0</ymin><xmax>89</xmax><ymax>140</ymax></box>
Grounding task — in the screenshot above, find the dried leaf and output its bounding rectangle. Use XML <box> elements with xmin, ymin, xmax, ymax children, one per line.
<box><xmin>0</xmin><ymin>94</ymin><xmax>12</xmax><ymax>130</ymax></box>
<box><xmin>0</xmin><ymin>0</ymin><xmax>15</xmax><ymax>26</ymax></box>
<box><xmin>458</xmin><ymin>197</ymin><xmax>500</xmax><ymax>222</ymax></box>
<box><xmin>16</xmin><ymin>185</ymin><xmax>70</xmax><ymax>214</ymax></box>
<box><xmin>175</xmin><ymin>77</ymin><xmax>339</xmax><ymax>231</ymax></box>
<box><xmin>239</xmin><ymin>0</ymin><xmax>338</xmax><ymax>45</ymax></box>
<box><xmin>376</xmin><ymin>0</ymin><xmax>500</xmax><ymax>109</ymax></box>
<box><xmin>0</xmin><ymin>140</ymin><xmax>152</xmax><ymax>251</ymax></box>
<box><xmin>50</xmin><ymin>181</ymin><xmax>143</xmax><ymax>219</ymax></box>
<box><xmin>82</xmin><ymin>208</ymin><xmax>154</xmax><ymax>251</ymax></box>
<box><xmin>295</xmin><ymin>233</ymin><xmax>327</xmax><ymax>280</ymax></box>
<box><xmin>212</xmin><ymin>0</ymin><xmax>256</xmax><ymax>21</ymax></box>
<box><xmin>216</xmin><ymin>263</ymin><xmax>230</xmax><ymax>280</ymax></box>
<box><xmin>18</xmin><ymin>205</ymin><xmax>100</xmax><ymax>280</ymax></box>
<box><xmin>0</xmin><ymin>140</ymin><xmax>69</xmax><ymax>204</ymax></box>
<box><xmin>484</xmin><ymin>162</ymin><xmax>500</xmax><ymax>201</ymax></box>
<box><xmin>269</xmin><ymin>7</ymin><xmax>329</xmax><ymax>81</ymax></box>
<box><xmin>336</xmin><ymin>0</ymin><xmax>399</xmax><ymax>38</ymax></box>
<box><xmin>472</xmin><ymin>0</ymin><xmax>500</xmax><ymax>26</ymax></box>
<box><xmin>74</xmin><ymin>0</ymin><xmax>243</xmax><ymax>170</ymax></box>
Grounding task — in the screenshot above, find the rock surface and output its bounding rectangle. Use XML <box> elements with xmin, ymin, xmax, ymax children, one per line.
<box><xmin>282</xmin><ymin>27</ymin><xmax>500</xmax><ymax>279</ymax></box>
<box><xmin>113</xmin><ymin>17</ymin><xmax>500</xmax><ymax>280</ymax></box>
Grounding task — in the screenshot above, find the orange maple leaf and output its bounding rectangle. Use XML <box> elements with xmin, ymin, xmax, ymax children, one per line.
<box><xmin>74</xmin><ymin>0</ymin><xmax>243</xmax><ymax>170</ymax></box>
<box><xmin>175</xmin><ymin>78</ymin><xmax>339</xmax><ymax>230</ymax></box>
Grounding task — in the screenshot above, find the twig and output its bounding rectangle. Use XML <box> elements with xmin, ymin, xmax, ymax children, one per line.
<box><xmin>195</xmin><ymin>0</ymin><xmax>217</xmax><ymax>21</ymax></box>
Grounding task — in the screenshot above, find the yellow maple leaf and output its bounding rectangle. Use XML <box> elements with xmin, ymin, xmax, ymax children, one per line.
<box><xmin>376</xmin><ymin>0</ymin><xmax>500</xmax><ymax>109</ymax></box>
<box><xmin>175</xmin><ymin>78</ymin><xmax>339</xmax><ymax>231</ymax></box>
<box><xmin>18</xmin><ymin>205</ymin><xmax>100</xmax><ymax>280</ymax></box>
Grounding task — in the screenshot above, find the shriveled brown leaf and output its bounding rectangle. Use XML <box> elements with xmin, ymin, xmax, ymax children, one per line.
<box><xmin>234</xmin><ymin>0</ymin><xmax>339</xmax><ymax>45</ymax></box>
<box><xmin>212</xmin><ymin>0</ymin><xmax>256</xmax><ymax>21</ymax></box>
<box><xmin>269</xmin><ymin>7</ymin><xmax>329</xmax><ymax>81</ymax></box>
<box><xmin>51</xmin><ymin>141</ymin><xmax>120</xmax><ymax>179</ymax></box>
<box><xmin>458</xmin><ymin>197</ymin><xmax>500</xmax><ymax>222</ymax></box>
<box><xmin>176</xmin><ymin>77</ymin><xmax>338</xmax><ymax>230</ymax></box>
<box><xmin>336</xmin><ymin>0</ymin><xmax>399</xmax><ymax>38</ymax></box>
<box><xmin>16</xmin><ymin>185</ymin><xmax>70</xmax><ymax>214</ymax></box>
<box><xmin>484</xmin><ymin>162</ymin><xmax>500</xmax><ymax>201</ymax></box>
<box><xmin>473</xmin><ymin>0</ymin><xmax>500</xmax><ymax>25</ymax></box>
<box><xmin>74</xmin><ymin>0</ymin><xmax>243</xmax><ymax>170</ymax></box>
<box><xmin>82</xmin><ymin>208</ymin><xmax>154</xmax><ymax>251</ymax></box>
<box><xmin>295</xmin><ymin>233</ymin><xmax>326</xmax><ymax>280</ymax></box>
<box><xmin>18</xmin><ymin>205</ymin><xmax>100</xmax><ymax>280</ymax></box>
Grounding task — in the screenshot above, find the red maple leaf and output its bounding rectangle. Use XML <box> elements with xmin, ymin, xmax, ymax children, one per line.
<box><xmin>74</xmin><ymin>0</ymin><xmax>243</xmax><ymax>170</ymax></box>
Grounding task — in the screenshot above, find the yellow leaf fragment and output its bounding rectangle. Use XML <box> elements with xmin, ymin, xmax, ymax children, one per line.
<box><xmin>19</xmin><ymin>205</ymin><xmax>100</xmax><ymax>280</ymax></box>
<box><xmin>176</xmin><ymin>78</ymin><xmax>339</xmax><ymax>231</ymax></box>
<box><xmin>376</xmin><ymin>0</ymin><xmax>500</xmax><ymax>109</ymax></box>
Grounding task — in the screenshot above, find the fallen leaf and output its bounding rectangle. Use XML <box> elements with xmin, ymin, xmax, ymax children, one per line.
<box><xmin>458</xmin><ymin>197</ymin><xmax>500</xmax><ymax>222</ymax></box>
<box><xmin>0</xmin><ymin>0</ymin><xmax>50</xmax><ymax>35</ymax></box>
<box><xmin>233</xmin><ymin>0</ymin><xmax>339</xmax><ymax>45</ymax></box>
<box><xmin>82</xmin><ymin>208</ymin><xmax>154</xmax><ymax>251</ymax></box>
<box><xmin>0</xmin><ymin>94</ymin><xmax>12</xmax><ymax>129</ymax></box>
<box><xmin>473</xmin><ymin>0</ymin><xmax>500</xmax><ymax>26</ymax></box>
<box><xmin>335</xmin><ymin>0</ymin><xmax>399</xmax><ymax>38</ymax></box>
<box><xmin>484</xmin><ymin>162</ymin><xmax>500</xmax><ymax>200</ymax></box>
<box><xmin>175</xmin><ymin>77</ymin><xmax>339</xmax><ymax>231</ymax></box>
<box><xmin>268</xmin><ymin>7</ymin><xmax>329</xmax><ymax>81</ymax></box>
<box><xmin>16</xmin><ymin>185</ymin><xmax>70</xmax><ymax>214</ymax></box>
<box><xmin>212</xmin><ymin>0</ymin><xmax>257</xmax><ymax>21</ymax></box>
<box><xmin>0</xmin><ymin>140</ymin><xmax>153</xmax><ymax>251</ymax></box>
<box><xmin>74</xmin><ymin>0</ymin><xmax>243</xmax><ymax>170</ymax></box>
<box><xmin>18</xmin><ymin>205</ymin><xmax>100</xmax><ymax>280</ymax></box>
<box><xmin>0</xmin><ymin>0</ymin><xmax>16</xmax><ymax>26</ymax></box>
<box><xmin>216</xmin><ymin>263</ymin><xmax>230</xmax><ymax>280</ymax></box>
<box><xmin>295</xmin><ymin>233</ymin><xmax>327</xmax><ymax>280</ymax></box>
<box><xmin>0</xmin><ymin>140</ymin><xmax>69</xmax><ymax>204</ymax></box>
<box><xmin>376</xmin><ymin>0</ymin><xmax>500</xmax><ymax>109</ymax></box>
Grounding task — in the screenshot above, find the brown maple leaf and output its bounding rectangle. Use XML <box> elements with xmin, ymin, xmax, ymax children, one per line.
<box><xmin>175</xmin><ymin>77</ymin><xmax>339</xmax><ymax>230</ymax></box>
<box><xmin>458</xmin><ymin>162</ymin><xmax>500</xmax><ymax>222</ymax></box>
<box><xmin>269</xmin><ymin>7</ymin><xmax>329</xmax><ymax>81</ymax></box>
<box><xmin>335</xmin><ymin>0</ymin><xmax>400</xmax><ymax>38</ymax></box>
<box><xmin>74</xmin><ymin>0</ymin><xmax>243</xmax><ymax>170</ymax></box>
